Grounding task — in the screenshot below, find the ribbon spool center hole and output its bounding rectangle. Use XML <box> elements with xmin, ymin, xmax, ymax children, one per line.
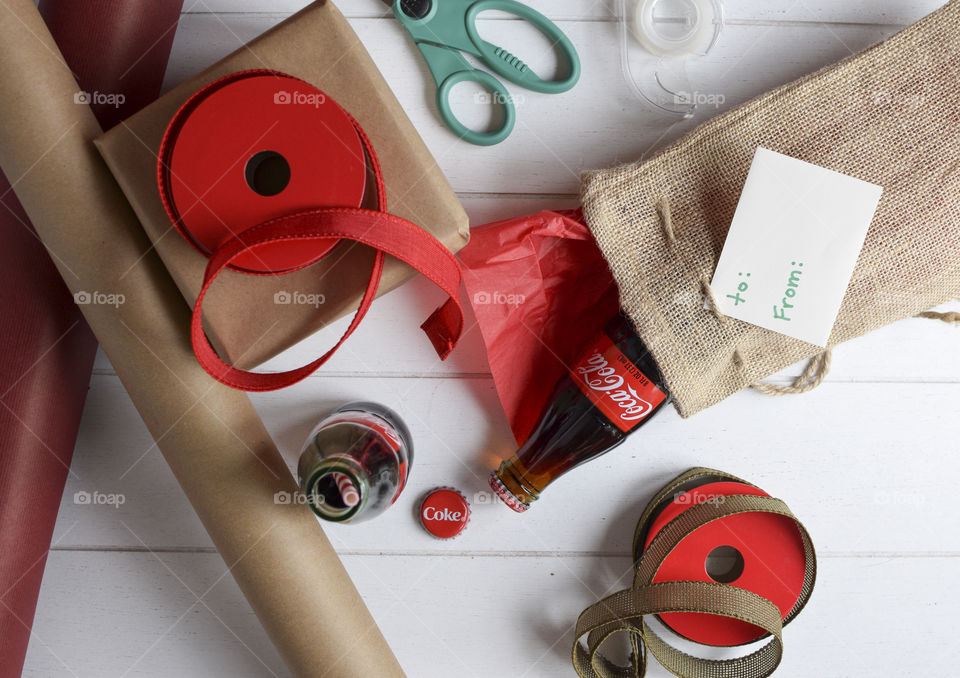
<box><xmin>245</xmin><ymin>150</ymin><xmax>291</xmax><ymax>197</ymax></box>
<box><xmin>650</xmin><ymin>0</ymin><xmax>700</xmax><ymax>42</ymax></box>
<box><xmin>704</xmin><ymin>545</ymin><xmax>744</xmax><ymax>583</ymax></box>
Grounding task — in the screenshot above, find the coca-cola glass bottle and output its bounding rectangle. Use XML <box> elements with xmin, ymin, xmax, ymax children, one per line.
<box><xmin>489</xmin><ymin>313</ymin><xmax>669</xmax><ymax>512</ymax></box>
<box><xmin>298</xmin><ymin>402</ymin><xmax>413</xmax><ymax>523</ymax></box>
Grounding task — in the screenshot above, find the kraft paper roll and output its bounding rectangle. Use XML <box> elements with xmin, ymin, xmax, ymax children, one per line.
<box><xmin>0</xmin><ymin>1</ymin><xmax>405</xmax><ymax>676</ymax></box>
<box><xmin>0</xmin><ymin>2</ymin><xmax>181</xmax><ymax>675</ymax></box>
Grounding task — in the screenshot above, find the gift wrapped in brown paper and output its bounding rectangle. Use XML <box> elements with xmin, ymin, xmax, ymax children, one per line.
<box><xmin>581</xmin><ymin>0</ymin><xmax>960</xmax><ymax>418</ymax></box>
<box><xmin>95</xmin><ymin>1</ymin><xmax>469</xmax><ymax>370</ymax></box>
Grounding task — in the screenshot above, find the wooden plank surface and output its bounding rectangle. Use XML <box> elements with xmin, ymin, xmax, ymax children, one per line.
<box><xmin>23</xmin><ymin>552</ymin><xmax>960</xmax><ymax>677</ymax></box>
<box><xmin>24</xmin><ymin>2</ymin><xmax>960</xmax><ymax>677</ymax></box>
<box><xmin>55</xmin><ymin>375</ymin><xmax>960</xmax><ymax>554</ymax></box>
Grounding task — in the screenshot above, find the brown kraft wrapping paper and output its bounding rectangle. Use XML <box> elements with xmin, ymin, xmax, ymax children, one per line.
<box><xmin>0</xmin><ymin>1</ymin><xmax>405</xmax><ymax>676</ymax></box>
<box><xmin>95</xmin><ymin>0</ymin><xmax>470</xmax><ymax>370</ymax></box>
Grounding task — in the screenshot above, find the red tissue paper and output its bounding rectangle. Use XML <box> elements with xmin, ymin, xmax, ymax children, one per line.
<box><xmin>460</xmin><ymin>209</ymin><xmax>620</xmax><ymax>445</ymax></box>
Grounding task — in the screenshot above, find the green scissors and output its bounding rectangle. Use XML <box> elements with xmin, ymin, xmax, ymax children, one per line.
<box><xmin>384</xmin><ymin>0</ymin><xmax>581</xmax><ymax>146</ymax></box>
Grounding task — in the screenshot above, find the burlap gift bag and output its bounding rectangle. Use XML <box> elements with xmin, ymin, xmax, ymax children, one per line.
<box><xmin>582</xmin><ymin>0</ymin><xmax>960</xmax><ymax>418</ymax></box>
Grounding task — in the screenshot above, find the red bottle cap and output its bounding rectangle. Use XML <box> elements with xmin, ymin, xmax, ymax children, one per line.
<box><xmin>419</xmin><ymin>488</ymin><xmax>470</xmax><ymax>539</ymax></box>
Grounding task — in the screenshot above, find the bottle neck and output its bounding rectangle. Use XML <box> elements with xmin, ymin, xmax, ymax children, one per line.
<box><xmin>490</xmin><ymin>455</ymin><xmax>540</xmax><ymax>512</ymax></box>
<box><xmin>300</xmin><ymin>456</ymin><xmax>370</xmax><ymax>522</ymax></box>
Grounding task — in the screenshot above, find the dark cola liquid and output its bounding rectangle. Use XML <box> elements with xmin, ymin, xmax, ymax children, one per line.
<box><xmin>490</xmin><ymin>314</ymin><xmax>669</xmax><ymax>511</ymax></box>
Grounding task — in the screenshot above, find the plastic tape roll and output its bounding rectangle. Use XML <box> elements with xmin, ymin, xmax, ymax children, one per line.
<box><xmin>630</xmin><ymin>0</ymin><xmax>720</xmax><ymax>58</ymax></box>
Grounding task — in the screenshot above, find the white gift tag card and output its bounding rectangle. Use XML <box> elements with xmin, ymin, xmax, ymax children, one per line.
<box><xmin>710</xmin><ymin>147</ymin><xmax>883</xmax><ymax>347</ymax></box>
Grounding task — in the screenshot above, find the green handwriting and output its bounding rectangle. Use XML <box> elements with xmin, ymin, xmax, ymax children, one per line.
<box><xmin>726</xmin><ymin>272</ymin><xmax>751</xmax><ymax>306</ymax></box>
<box><xmin>773</xmin><ymin>262</ymin><xmax>804</xmax><ymax>321</ymax></box>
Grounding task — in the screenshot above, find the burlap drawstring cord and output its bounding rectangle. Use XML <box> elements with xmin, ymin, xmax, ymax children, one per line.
<box><xmin>916</xmin><ymin>308</ymin><xmax>960</xmax><ymax>324</ymax></box>
<box><xmin>572</xmin><ymin>468</ymin><xmax>816</xmax><ymax>678</ymax></box>
<box><xmin>700</xmin><ymin>274</ymin><xmax>730</xmax><ymax>327</ymax></box>
<box><xmin>657</xmin><ymin>196</ymin><xmax>677</xmax><ymax>247</ymax></box>
<box><xmin>749</xmin><ymin>351</ymin><xmax>832</xmax><ymax>396</ymax></box>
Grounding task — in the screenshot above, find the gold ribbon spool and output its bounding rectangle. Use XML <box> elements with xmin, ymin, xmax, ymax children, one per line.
<box><xmin>572</xmin><ymin>468</ymin><xmax>816</xmax><ymax>678</ymax></box>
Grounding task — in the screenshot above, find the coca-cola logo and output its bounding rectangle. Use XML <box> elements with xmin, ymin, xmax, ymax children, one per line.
<box><xmin>422</xmin><ymin>506</ymin><xmax>464</xmax><ymax>522</ymax></box>
<box><xmin>420</xmin><ymin>489</ymin><xmax>471</xmax><ymax>539</ymax></box>
<box><xmin>576</xmin><ymin>352</ymin><xmax>652</xmax><ymax>422</ymax></box>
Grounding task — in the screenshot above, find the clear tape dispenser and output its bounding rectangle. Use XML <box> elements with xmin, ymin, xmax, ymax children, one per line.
<box><xmin>620</xmin><ymin>0</ymin><xmax>724</xmax><ymax>117</ymax></box>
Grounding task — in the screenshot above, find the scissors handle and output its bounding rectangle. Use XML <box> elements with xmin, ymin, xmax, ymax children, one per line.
<box><xmin>465</xmin><ymin>0</ymin><xmax>580</xmax><ymax>95</ymax></box>
<box><xmin>416</xmin><ymin>41</ymin><xmax>516</xmax><ymax>146</ymax></box>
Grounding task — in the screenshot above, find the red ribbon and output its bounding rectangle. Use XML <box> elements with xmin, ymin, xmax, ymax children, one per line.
<box><xmin>160</xmin><ymin>71</ymin><xmax>464</xmax><ymax>391</ymax></box>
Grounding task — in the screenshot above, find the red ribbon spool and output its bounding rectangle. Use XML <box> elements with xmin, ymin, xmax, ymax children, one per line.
<box><xmin>157</xmin><ymin>71</ymin><xmax>464</xmax><ymax>391</ymax></box>
<box><xmin>160</xmin><ymin>71</ymin><xmax>367</xmax><ymax>273</ymax></box>
<box><xmin>641</xmin><ymin>478</ymin><xmax>808</xmax><ymax>646</ymax></box>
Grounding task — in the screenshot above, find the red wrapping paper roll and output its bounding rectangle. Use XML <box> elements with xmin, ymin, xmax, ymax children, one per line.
<box><xmin>38</xmin><ymin>0</ymin><xmax>185</xmax><ymax>131</ymax></box>
<box><xmin>0</xmin><ymin>175</ymin><xmax>97</xmax><ymax>678</ymax></box>
<box><xmin>0</xmin><ymin>2</ymin><xmax>182</xmax><ymax>676</ymax></box>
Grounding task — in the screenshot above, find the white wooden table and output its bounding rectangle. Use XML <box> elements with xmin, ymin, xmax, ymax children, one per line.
<box><xmin>22</xmin><ymin>1</ymin><xmax>960</xmax><ymax>676</ymax></box>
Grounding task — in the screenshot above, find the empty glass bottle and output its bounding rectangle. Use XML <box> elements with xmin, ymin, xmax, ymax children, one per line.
<box><xmin>298</xmin><ymin>402</ymin><xmax>413</xmax><ymax>523</ymax></box>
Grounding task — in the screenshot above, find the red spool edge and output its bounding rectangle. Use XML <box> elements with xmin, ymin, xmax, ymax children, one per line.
<box><xmin>641</xmin><ymin>479</ymin><xmax>808</xmax><ymax>647</ymax></box>
<box><xmin>156</xmin><ymin>69</ymin><xmax>365</xmax><ymax>274</ymax></box>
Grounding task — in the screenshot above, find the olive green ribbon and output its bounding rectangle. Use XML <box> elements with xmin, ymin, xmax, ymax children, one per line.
<box><xmin>572</xmin><ymin>468</ymin><xmax>816</xmax><ymax>678</ymax></box>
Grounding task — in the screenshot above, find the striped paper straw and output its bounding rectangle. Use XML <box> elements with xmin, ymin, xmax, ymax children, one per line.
<box><xmin>332</xmin><ymin>473</ymin><xmax>360</xmax><ymax>507</ymax></box>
